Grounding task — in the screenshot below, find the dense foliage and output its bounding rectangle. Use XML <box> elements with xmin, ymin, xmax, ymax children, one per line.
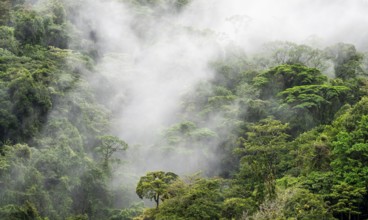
<box><xmin>1</xmin><ymin>0</ymin><xmax>368</xmax><ymax>220</ymax></box>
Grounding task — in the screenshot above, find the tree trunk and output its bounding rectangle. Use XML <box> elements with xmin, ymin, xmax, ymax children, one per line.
<box><xmin>155</xmin><ymin>194</ymin><xmax>160</xmax><ymax>209</ymax></box>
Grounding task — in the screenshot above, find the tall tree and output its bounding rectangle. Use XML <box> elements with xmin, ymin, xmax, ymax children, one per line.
<box><xmin>95</xmin><ymin>135</ymin><xmax>128</xmax><ymax>172</ymax></box>
<box><xmin>136</xmin><ymin>171</ymin><xmax>178</xmax><ymax>209</ymax></box>
<box><xmin>236</xmin><ymin>117</ymin><xmax>290</xmax><ymax>202</ymax></box>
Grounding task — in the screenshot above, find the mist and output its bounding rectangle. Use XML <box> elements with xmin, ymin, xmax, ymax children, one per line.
<box><xmin>67</xmin><ymin>0</ymin><xmax>368</xmax><ymax>179</ymax></box>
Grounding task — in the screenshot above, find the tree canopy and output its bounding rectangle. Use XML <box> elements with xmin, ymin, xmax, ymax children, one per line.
<box><xmin>1</xmin><ymin>0</ymin><xmax>368</xmax><ymax>219</ymax></box>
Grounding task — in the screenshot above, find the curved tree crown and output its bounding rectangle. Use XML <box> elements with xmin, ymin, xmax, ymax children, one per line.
<box><xmin>136</xmin><ymin>171</ymin><xmax>178</xmax><ymax>208</ymax></box>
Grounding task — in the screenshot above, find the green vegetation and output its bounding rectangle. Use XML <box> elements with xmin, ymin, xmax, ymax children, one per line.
<box><xmin>136</xmin><ymin>171</ymin><xmax>178</xmax><ymax>208</ymax></box>
<box><xmin>1</xmin><ymin>0</ymin><xmax>368</xmax><ymax>220</ymax></box>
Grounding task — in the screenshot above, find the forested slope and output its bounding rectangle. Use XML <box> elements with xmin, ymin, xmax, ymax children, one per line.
<box><xmin>1</xmin><ymin>0</ymin><xmax>368</xmax><ymax>220</ymax></box>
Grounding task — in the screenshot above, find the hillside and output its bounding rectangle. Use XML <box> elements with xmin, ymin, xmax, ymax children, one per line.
<box><xmin>1</xmin><ymin>0</ymin><xmax>368</xmax><ymax>219</ymax></box>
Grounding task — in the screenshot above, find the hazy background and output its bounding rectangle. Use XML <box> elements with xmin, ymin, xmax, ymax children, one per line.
<box><xmin>66</xmin><ymin>0</ymin><xmax>368</xmax><ymax>178</ymax></box>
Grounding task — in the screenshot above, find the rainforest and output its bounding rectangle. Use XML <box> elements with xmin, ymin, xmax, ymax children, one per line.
<box><xmin>1</xmin><ymin>0</ymin><xmax>368</xmax><ymax>219</ymax></box>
